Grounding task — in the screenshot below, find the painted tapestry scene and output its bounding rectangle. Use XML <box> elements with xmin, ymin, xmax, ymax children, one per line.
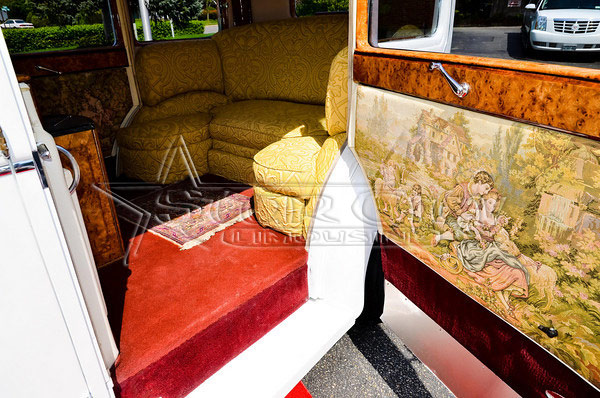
<box><xmin>354</xmin><ymin>85</ymin><xmax>600</xmax><ymax>388</ymax></box>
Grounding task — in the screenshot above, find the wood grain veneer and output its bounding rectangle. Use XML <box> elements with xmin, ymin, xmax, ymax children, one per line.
<box><xmin>55</xmin><ymin>129</ymin><xmax>124</xmax><ymax>268</ymax></box>
<box><xmin>354</xmin><ymin>52</ymin><xmax>600</xmax><ymax>138</ymax></box>
<box><xmin>11</xmin><ymin>48</ymin><xmax>128</xmax><ymax>77</ymax></box>
<box><xmin>354</xmin><ymin>0</ymin><xmax>600</xmax><ymax>138</ymax></box>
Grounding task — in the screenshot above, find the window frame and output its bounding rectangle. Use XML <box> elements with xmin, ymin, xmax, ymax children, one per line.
<box><xmin>9</xmin><ymin>0</ymin><xmax>127</xmax><ymax>76</ymax></box>
<box><xmin>360</xmin><ymin>0</ymin><xmax>600</xmax><ymax>82</ymax></box>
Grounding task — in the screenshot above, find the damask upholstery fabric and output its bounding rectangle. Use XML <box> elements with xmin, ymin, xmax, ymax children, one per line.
<box><xmin>254</xmin><ymin>186</ymin><xmax>306</xmax><ymax>237</ymax></box>
<box><xmin>253</xmin><ymin>136</ymin><xmax>326</xmax><ymax>198</ymax></box>
<box><xmin>252</xmin><ymin>133</ymin><xmax>347</xmax><ymax>236</ymax></box>
<box><xmin>135</xmin><ymin>39</ymin><xmax>224</xmax><ymax>106</ymax></box>
<box><xmin>212</xmin><ymin>14</ymin><xmax>348</xmax><ymax>105</ymax></box>
<box><xmin>315</xmin><ymin>133</ymin><xmax>347</xmax><ymax>185</ymax></box>
<box><xmin>303</xmin><ymin>133</ymin><xmax>347</xmax><ymax>234</ymax></box>
<box><xmin>118</xmin><ymin>113</ymin><xmax>211</xmax><ymax>150</ymax></box>
<box><xmin>209</xmin><ymin>100</ymin><xmax>328</xmax><ymax>149</ymax></box>
<box><xmin>120</xmin><ymin>139</ymin><xmax>211</xmax><ymax>184</ymax></box>
<box><xmin>325</xmin><ymin>47</ymin><xmax>349</xmax><ymax>136</ymax></box>
<box><xmin>212</xmin><ymin>139</ymin><xmax>260</xmax><ymax>159</ymax></box>
<box><xmin>208</xmin><ymin>150</ymin><xmax>256</xmax><ymax>184</ymax></box>
<box><xmin>303</xmin><ymin>195</ymin><xmax>318</xmax><ymax>237</ymax></box>
<box><xmin>134</xmin><ymin>91</ymin><xmax>230</xmax><ymax>124</ymax></box>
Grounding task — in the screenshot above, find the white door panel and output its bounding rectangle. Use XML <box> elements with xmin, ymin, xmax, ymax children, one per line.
<box><xmin>0</xmin><ymin>30</ymin><xmax>113</xmax><ymax>398</ymax></box>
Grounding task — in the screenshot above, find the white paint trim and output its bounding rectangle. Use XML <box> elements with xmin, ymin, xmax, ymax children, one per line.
<box><xmin>188</xmin><ymin>300</ymin><xmax>355</xmax><ymax>398</ymax></box>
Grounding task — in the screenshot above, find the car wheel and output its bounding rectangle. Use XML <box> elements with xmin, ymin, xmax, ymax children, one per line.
<box><xmin>521</xmin><ymin>31</ymin><xmax>532</xmax><ymax>56</ymax></box>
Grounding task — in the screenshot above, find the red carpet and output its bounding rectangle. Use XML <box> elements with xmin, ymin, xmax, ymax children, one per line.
<box><xmin>114</xmin><ymin>190</ymin><xmax>309</xmax><ymax>397</ymax></box>
<box><xmin>285</xmin><ymin>382</ymin><xmax>312</xmax><ymax>398</ymax></box>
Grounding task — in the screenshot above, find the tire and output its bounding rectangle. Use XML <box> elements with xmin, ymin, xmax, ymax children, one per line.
<box><xmin>521</xmin><ymin>30</ymin><xmax>532</xmax><ymax>56</ymax></box>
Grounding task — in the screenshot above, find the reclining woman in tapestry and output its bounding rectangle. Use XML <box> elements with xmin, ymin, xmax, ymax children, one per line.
<box><xmin>455</xmin><ymin>189</ymin><xmax>530</xmax><ymax>314</ymax></box>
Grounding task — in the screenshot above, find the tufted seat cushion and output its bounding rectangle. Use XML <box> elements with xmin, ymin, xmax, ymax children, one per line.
<box><xmin>134</xmin><ymin>91</ymin><xmax>230</xmax><ymax>124</ymax></box>
<box><xmin>117</xmin><ymin>113</ymin><xmax>212</xmax><ymax>183</ymax></box>
<box><xmin>209</xmin><ymin>100</ymin><xmax>328</xmax><ymax>150</ymax></box>
<box><xmin>118</xmin><ymin>113</ymin><xmax>211</xmax><ymax>150</ymax></box>
<box><xmin>254</xmin><ymin>186</ymin><xmax>306</xmax><ymax>237</ymax></box>
<box><xmin>253</xmin><ymin>136</ymin><xmax>326</xmax><ymax>198</ymax></box>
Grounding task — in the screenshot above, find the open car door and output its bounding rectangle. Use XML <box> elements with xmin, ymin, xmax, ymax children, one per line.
<box><xmin>350</xmin><ymin>0</ymin><xmax>600</xmax><ymax>396</ymax></box>
<box><xmin>0</xmin><ymin>32</ymin><xmax>114</xmax><ymax>398</ymax></box>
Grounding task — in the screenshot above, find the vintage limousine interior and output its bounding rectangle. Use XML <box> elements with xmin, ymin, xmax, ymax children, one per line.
<box><xmin>13</xmin><ymin>4</ymin><xmax>355</xmax><ymax>398</ymax></box>
<box><xmin>7</xmin><ymin>0</ymin><xmax>600</xmax><ymax>396</ymax></box>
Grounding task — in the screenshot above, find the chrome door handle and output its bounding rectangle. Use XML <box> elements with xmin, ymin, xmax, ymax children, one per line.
<box><xmin>430</xmin><ymin>62</ymin><xmax>470</xmax><ymax>98</ymax></box>
<box><xmin>56</xmin><ymin>145</ymin><xmax>80</xmax><ymax>194</ymax></box>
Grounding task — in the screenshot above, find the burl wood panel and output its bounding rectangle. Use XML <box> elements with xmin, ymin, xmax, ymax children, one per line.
<box><xmin>55</xmin><ymin>129</ymin><xmax>124</xmax><ymax>268</ymax></box>
<box><xmin>11</xmin><ymin>48</ymin><xmax>128</xmax><ymax>77</ymax></box>
<box><xmin>354</xmin><ymin>0</ymin><xmax>600</xmax><ymax>139</ymax></box>
<box><xmin>354</xmin><ymin>53</ymin><xmax>600</xmax><ymax>139</ymax></box>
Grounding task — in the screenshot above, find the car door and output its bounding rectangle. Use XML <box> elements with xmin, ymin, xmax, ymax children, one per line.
<box><xmin>0</xmin><ymin>32</ymin><xmax>114</xmax><ymax>398</ymax></box>
<box><xmin>350</xmin><ymin>0</ymin><xmax>600</xmax><ymax>396</ymax></box>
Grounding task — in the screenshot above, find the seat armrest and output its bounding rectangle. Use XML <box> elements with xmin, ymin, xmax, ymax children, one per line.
<box><xmin>325</xmin><ymin>47</ymin><xmax>349</xmax><ymax>136</ymax></box>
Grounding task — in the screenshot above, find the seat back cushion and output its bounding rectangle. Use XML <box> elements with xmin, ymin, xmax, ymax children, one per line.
<box><xmin>212</xmin><ymin>14</ymin><xmax>348</xmax><ymax>105</ymax></box>
<box><xmin>325</xmin><ymin>47</ymin><xmax>349</xmax><ymax>136</ymax></box>
<box><xmin>134</xmin><ymin>91</ymin><xmax>230</xmax><ymax>124</ymax></box>
<box><xmin>135</xmin><ymin>40</ymin><xmax>224</xmax><ymax>106</ymax></box>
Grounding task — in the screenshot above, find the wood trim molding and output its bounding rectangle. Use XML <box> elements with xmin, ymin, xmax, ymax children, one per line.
<box><xmin>354</xmin><ymin>52</ymin><xmax>600</xmax><ymax>139</ymax></box>
<box><xmin>11</xmin><ymin>47</ymin><xmax>128</xmax><ymax>77</ymax></box>
<box><xmin>354</xmin><ymin>0</ymin><xmax>600</xmax><ymax>138</ymax></box>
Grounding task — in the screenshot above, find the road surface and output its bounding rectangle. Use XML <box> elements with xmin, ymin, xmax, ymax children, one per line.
<box><xmin>452</xmin><ymin>26</ymin><xmax>600</xmax><ymax>69</ymax></box>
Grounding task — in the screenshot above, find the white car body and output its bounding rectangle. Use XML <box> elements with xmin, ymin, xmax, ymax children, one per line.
<box><xmin>523</xmin><ymin>5</ymin><xmax>600</xmax><ymax>51</ymax></box>
<box><xmin>1</xmin><ymin>19</ymin><xmax>34</xmax><ymax>29</ymax></box>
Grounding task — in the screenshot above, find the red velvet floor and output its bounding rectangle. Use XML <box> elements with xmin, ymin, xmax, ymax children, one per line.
<box><xmin>114</xmin><ymin>191</ymin><xmax>309</xmax><ymax>397</ymax></box>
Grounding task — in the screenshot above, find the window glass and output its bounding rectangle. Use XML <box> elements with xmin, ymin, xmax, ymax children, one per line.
<box><xmin>0</xmin><ymin>0</ymin><xmax>117</xmax><ymax>54</ymax></box>
<box><xmin>128</xmin><ymin>0</ymin><xmax>219</xmax><ymax>42</ymax></box>
<box><xmin>371</xmin><ymin>0</ymin><xmax>600</xmax><ymax>69</ymax></box>
<box><xmin>375</xmin><ymin>0</ymin><xmax>439</xmax><ymax>42</ymax></box>
<box><xmin>295</xmin><ymin>0</ymin><xmax>349</xmax><ymax>17</ymax></box>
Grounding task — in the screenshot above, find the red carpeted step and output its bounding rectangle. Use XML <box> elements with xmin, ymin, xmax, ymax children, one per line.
<box><xmin>285</xmin><ymin>382</ymin><xmax>312</xmax><ymax>398</ymax></box>
<box><xmin>114</xmin><ymin>194</ymin><xmax>308</xmax><ymax>398</ymax></box>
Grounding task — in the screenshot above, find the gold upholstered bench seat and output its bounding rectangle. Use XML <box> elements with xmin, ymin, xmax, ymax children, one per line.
<box><xmin>207</xmin><ymin>100</ymin><xmax>329</xmax><ymax>184</ymax></box>
<box><xmin>117</xmin><ymin>113</ymin><xmax>212</xmax><ymax>184</ymax></box>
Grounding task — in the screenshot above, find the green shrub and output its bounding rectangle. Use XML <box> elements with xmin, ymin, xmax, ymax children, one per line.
<box><xmin>4</xmin><ymin>24</ymin><xmax>113</xmax><ymax>53</ymax></box>
<box><xmin>135</xmin><ymin>20</ymin><xmax>204</xmax><ymax>41</ymax></box>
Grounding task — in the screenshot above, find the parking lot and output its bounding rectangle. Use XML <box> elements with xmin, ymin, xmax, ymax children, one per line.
<box><xmin>452</xmin><ymin>26</ymin><xmax>600</xmax><ymax>69</ymax></box>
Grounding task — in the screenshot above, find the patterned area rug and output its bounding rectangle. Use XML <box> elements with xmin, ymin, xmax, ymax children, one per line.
<box><xmin>149</xmin><ymin>193</ymin><xmax>253</xmax><ymax>250</ymax></box>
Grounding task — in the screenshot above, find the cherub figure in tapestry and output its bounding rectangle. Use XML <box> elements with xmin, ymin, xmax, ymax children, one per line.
<box><xmin>374</xmin><ymin>159</ymin><xmax>402</xmax><ymax>218</ymax></box>
<box><xmin>396</xmin><ymin>183</ymin><xmax>423</xmax><ymax>234</ymax></box>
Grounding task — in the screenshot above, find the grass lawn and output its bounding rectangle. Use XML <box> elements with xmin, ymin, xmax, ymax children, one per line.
<box><xmin>19</xmin><ymin>45</ymin><xmax>79</xmax><ymax>54</ymax></box>
<box><xmin>165</xmin><ymin>33</ymin><xmax>214</xmax><ymax>40</ymax></box>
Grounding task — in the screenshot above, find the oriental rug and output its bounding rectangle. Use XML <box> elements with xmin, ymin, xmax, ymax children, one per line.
<box><xmin>149</xmin><ymin>193</ymin><xmax>253</xmax><ymax>250</ymax></box>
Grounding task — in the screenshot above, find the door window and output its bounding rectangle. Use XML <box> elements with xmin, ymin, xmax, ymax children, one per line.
<box><xmin>128</xmin><ymin>0</ymin><xmax>219</xmax><ymax>42</ymax></box>
<box><xmin>1</xmin><ymin>0</ymin><xmax>117</xmax><ymax>54</ymax></box>
<box><xmin>295</xmin><ymin>0</ymin><xmax>349</xmax><ymax>16</ymax></box>
<box><xmin>369</xmin><ymin>0</ymin><xmax>600</xmax><ymax>69</ymax></box>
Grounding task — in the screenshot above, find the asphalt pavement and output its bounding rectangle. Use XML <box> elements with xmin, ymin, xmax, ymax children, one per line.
<box><xmin>302</xmin><ymin>323</ymin><xmax>454</xmax><ymax>398</ymax></box>
<box><xmin>452</xmin><ymin>26</ymin><xmax>600</xmax><ymax>69</ymax></box>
